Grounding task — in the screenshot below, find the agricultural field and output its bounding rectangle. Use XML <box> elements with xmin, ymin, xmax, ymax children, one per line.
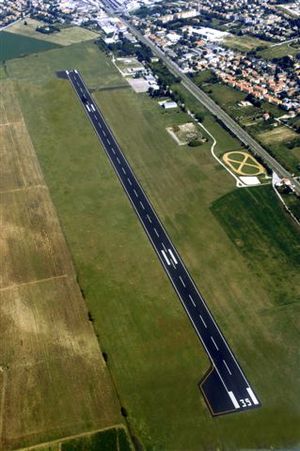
<box><xmin>0</xmin><ymin>80</ymin><xmax>121</xmax><ymax>450</ymax></box>
<box><xmin>258</xmin><ymin>126</ymin><xmax>299</xmax><ymax>145</ymax></box>
<box><xmin>6</xmin><ymin>19</ymin><xmax>99</xmax><ymax>46</ymax></box>
<box><xmin>6</xmin><ymin>42</ymin><xmax>300</xmax><ymax>449</ymax></box>
<box><xmin>0</xmin><ymin>31</ymin><xmax>60</xmax><ymax>60</ymax></box>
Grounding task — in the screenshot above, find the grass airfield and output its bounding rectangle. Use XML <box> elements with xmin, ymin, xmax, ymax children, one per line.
<box><xmin>2</xmin><ymin>41</ymin><xmax>300</xmax><ymax>449</ymax></box>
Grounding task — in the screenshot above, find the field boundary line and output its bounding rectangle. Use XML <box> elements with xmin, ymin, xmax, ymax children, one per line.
<box><xmin>0</xmin><ymin>367</ymin><xmax>7</xmax><ymax>448</ymax></box>
<box><xmin>16</xmin><ymin>424</ymin><xmax>127</xmax><ymax>450</ymax></box>
<box><xmin>0</xmin><ymin>185</ymin><xmax>47</xmax><ymax>195</ymax></box>
<box><xmin>0</xmin><ymin>274</ymin><xmax>69</xmax><ymax>292</ymax></box>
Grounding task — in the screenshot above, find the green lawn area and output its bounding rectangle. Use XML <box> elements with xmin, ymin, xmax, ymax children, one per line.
<box><xmin>0</xmin><ymin>30</ymin><xmax>60</xmax><ymax>60</ymax></box>
<box><xmin>6</xmin><ymin>18</ymin><xmax>99</xmax><ymax>46</ymax></box>
<box><xmin>61</xmin><ymin>428</ymin><xmax>131</xmax><ymax>451</ymax></box>
<box><xmin>32</xmin><ymin>427</ymin><xmax>131</xmax><ymax>451</ymax></box>
<box><xmin>223</xmin><ymin>35</ymin><xmax>270</xmax><ymax>52</ymax></box>
<box><xmin>258</xmin><ymin>42</ymin><xmax>300</xmax><ymax>59</ymax></box>
<box><xmin>10</xmin><ymin>42</ymin><xmax>300</xmax><ymax>449</ymax></box>
<box><xmin>6</xmin><ymin>40</ymin><xmax>127</xmax><ymax>88</ymax></box>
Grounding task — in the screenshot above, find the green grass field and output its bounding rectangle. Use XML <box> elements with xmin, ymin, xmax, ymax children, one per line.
<box><xmin>258</xmin><ymin>42</ymin><xmax>300</xmax><ymax>59</ymax></box>
<box><xmin>0</xmin><ymin>31</ymin><xmax>60</xmax><ymax>60</ymax></box>
<box><xmin>24</xmin><ymin>427</ymin><xmax>131</xmax><ymax>451</ymax></box>
<box><xmin>223</xmin><ymin>35</ymin><xmax>270</xmax><ymax>52</ymax></box>
<box><xmin>8</xmin><ymin>41</ymin><xmax>300</xmax><ymax>449</ymax></box>
<box><xmin>6</xmin><ymin>19</ymin><xmax>98</xmax><ymax>46</ymax></box>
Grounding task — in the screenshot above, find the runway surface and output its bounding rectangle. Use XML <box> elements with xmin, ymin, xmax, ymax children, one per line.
<box><xmin>66</xmin><ymin>69</ymin><xmax>261</xmax><ymax>416</ymax></box>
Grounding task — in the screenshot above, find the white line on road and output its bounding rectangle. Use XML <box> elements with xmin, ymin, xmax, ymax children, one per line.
<box><xmin>140</xmin><ymin>200</ymin><xmax>145</xmax><ymax>209</ymax></box>
<box><xmin>210</xmin><ymin>336</ymin><xmax>219</xmax><ymax>351</ymax></box>
<box><xmin>223</xmin><ymin>360</ymin><xmax>232</xmax><ymax>375</ymax></box>
<box><xmin>147</xmin><ymin>214</ymin><xmax>152</xmax><ymax>223</ymax></box>
<box><xmin>228</xmin><ymin>391</ymin><xmax>240</xmax><ymax>409</ymax></box>
<box><xmin>189</xmin><ymin>294</ymin><xmax>196</xmax><ymax>307</ymax></box>
<box><xmin>179</xmin><ymin>276</ymin><xmax>186</xmax><ymax>288</ymax></box>
<box><xmin>117</xmin><ymin>157</ymin><xmax>121</xmax><ymax>164</ymax></box>
<box><xmin>112</xmin><ymin>148</ymin><xmax>116</xmax><ymax>154</ymax></box>
<box><xmin>168</xmin><ymin>248</ymin><xmax>178</xmax><ymax>265</ymax></box>
<box><xmin>127</xmin><ymin>177</ymin><xmax>132</xmax><ymax>186</ymax></box>
<box><xmin>134</xmin><ymin>189</ymin><xmax>138</xmax><ymax>198</ymax></box>
<box><xmin>199</xmin><ymin>315</ymin><xmax>207</xmax><ymax>328</ymax></box>
<box><xmin>122</xmin><ymin>167</ymin><xmax>126</xmax><ymax>174</ymax></box>
<box><xmin>107</xmin><ymin>138</ymin><xmax>111</xmax><ymax>145</ymax></box>
<box><xmin>161</xmin><ymin>250</ymin><xmax>171</xmax><ymax>266</ymax></box>
<box><xmin>246</xmin><ymin>387</ymin><xmax>259</xmax><ymax>405</ymax></box>
<box><xmin>154</xmin><ymin>228</ymin><xmax>159</xmax><ymax>238</ymax></box>
<box><xmin>103</xmin><ymin>130</ymin><xmax>106</xmax><ymax>137</ymax></box>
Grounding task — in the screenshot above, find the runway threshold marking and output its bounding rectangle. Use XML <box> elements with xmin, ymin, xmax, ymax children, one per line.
<box><xmin>228</xmin><ymin>391</ymin><xmax>240</xmax><ymax>409</ymax></box>
<box><xmin>246</xmin><ymin>387</ymin><xmax>259</xmax><ymax>405</ymax></box>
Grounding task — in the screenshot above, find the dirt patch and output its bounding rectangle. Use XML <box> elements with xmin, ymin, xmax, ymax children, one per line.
<box><xmin>166</xmin><ymin>122</ymin><xmax>205</xmax><ymax>146</ymax></box>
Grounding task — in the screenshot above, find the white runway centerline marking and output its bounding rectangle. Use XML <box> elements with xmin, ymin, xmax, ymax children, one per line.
<box><xmin>199</xmin><ymin>315</ymin><xmax>207</xmax><ymax>328</ymax></box>
<box><xmin>122</xmin><ymin>167</ymin><xmax>126</xmax><ymax>175</ymax></box>
<box><xmin>103</xmin><ymin>130</ymin><xmax>106</xmax><ymax>137</ymax></box>
<box><xmin>140</xmin><ymin>201</ymin><xmax>145</xmax><ymax>209</ymax></box>
<box><xmin>210</xmin><ymin>336</ymin><xmax>219</xmax><ymax>351</ymax></box>
<box><xmin>161</xmin><ymin>250</ymin><xmax>171</xmax><ymax>266</ymax></box>
<box><xmin>179</xmin><ymin>276</ymin><xmax>186</xmax><ymax>288</ymax></box>
<box><xmin>228</xmin><ymin>391</ymin><xmax>240</xmax><ymax>409</ymax></box>
<box><xmin>127</xmin><ymin>178</ymin><xmax>132</xmax><ymax>186</ymax></box>
<box><xmin>112</xmin><ymin>148</ymin><xmax>116</xmax><ymax>154</ymax></box>
<box><xmin>107</xmin><ymin>138</ymin><xmax>111</xmax><ymax>145</ymax></box>
<box><xmin>168</xmin><ymin>249</ymin><xmax>178</xmax><ymax>265</ymax></box>
<box><xmin>117</xmin><ymin>157</ymin><xmax>121</xmax><ymax>164</ymax></box>
<box><xmin>246</xmin><ymin>387</ymin><xmax>259</xmax><ymax>405</ymax></box>
<box><xmin>189</xmin><ymin>294</ymin><xmax>196</xmax><ymax>307</ymax></box>
<box><xmin>223</xmin><ymin>360</ymin><xmax>232</xmax><ymax>375</ymax></box>
<box><xmin>147</xmin><ymin>214</ymin><xmax>152</xmax><ymax>223</ymax></box>
<box><xmin>134</xmin><ymin>189</ymin><xmax>138</xmax><ymax>198</ymax></box>
<box><xmin>154</xmin><ymin>228</ymin><xmax>159</xmax><ymax>237</ymax></box>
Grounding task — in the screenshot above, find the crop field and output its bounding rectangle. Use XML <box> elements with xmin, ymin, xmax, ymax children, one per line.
<box><xmin>0</xmin><ymin>31</ymin><xmax>60</xmax><ymax>61</ymax></box>
<box><xmin>0</xmin><ymin>81</ymin><xmax>121</xmax><ymax>450</ymax></box>
<box><xmin>8</xmin><ymin>42</ymin><xmax>300</xmax><ymax>449</ymax></box>
<box><xmin>6</xmin><ymin>19</ymin><xmax>99</xmax><ymax>46</ymax></box>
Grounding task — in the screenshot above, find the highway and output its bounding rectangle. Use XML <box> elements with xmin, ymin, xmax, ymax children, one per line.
<box><xmin>66</xmin><ymin>69</ymin><xmax>261</xmax><ymax>416</ymax></box>
<box><xmin>123</xmin><ymin>21</ymin><xmax>300</xmax><ymax>196</ymax></box>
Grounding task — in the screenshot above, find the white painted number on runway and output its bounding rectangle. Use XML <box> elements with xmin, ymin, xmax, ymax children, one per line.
<box><xmin>239</xmin><ymin>398</ymin><xmax>252</xmax><ymax>408</ymax></box>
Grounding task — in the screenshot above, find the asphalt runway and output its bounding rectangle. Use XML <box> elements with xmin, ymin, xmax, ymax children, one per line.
<box><xmin>66</xmin><ymin>69</ymin><xmax>261</xmax><ymax>416</ymax></box>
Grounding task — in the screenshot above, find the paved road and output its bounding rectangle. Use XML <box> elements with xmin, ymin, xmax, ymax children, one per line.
<box><xmin>123</xmin><ymin>22</ymin><xmax>300</xmax><ymax>196</ymax></box>
<box><xmin>66</xmin><ymin>69</ymin><xmax>261</xmax><ymax>416</ymax></box>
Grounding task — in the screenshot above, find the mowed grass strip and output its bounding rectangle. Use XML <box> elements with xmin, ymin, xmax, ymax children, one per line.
<box><xmin>0</xmin><ymin>81</ymin><xmax>121</xmax><ymax>450</ymax></box>
<box><xmin>0</xmin><ymin>31</ymin><xmax>60</xmax><ymax>60</ymax></box>
<box><xmin>13</xmin><ymin>43</ymin><xmax>300</xmax><ymax>448</ymax></box>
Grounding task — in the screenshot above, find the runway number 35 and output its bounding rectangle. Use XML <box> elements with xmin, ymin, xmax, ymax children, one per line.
<box><xmin>239</xmin><ymin>398</ymin><xmax>252</xmax><ymax>408</ymax></box>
